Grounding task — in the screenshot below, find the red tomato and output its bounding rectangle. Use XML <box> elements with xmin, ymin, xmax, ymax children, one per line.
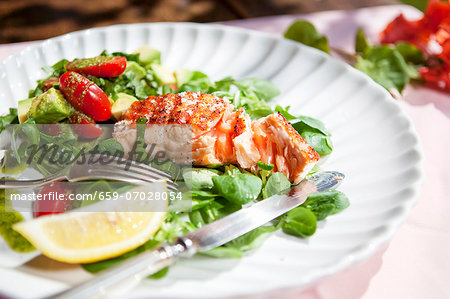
<box><xmin>66</xmin><ymin>56</ymin><xmax>127</xmax><ymax>77</ymax></box>
<box><xmin>43</xmin><ymin>77</ymin><xmax>59</xmax><ymax>91</ymax></box>
<box><xmin>69</xmin><ymin>112</ymin><xmax>104</xmax><ymax>139</ymax></box>
<box><xmin>42</xmin><ymin>124</ymin><xmax>62</xmax><ymax>136</ymax></box>
<box><xmin>34</xmin><ymin>182</ymin><xmax>74</xmax><ymax>217</ymax></box>
<box><xmin>379</xmin><ymin>1</ymin><xmax>450</xmax><ymax>92</ymax></box>
<box><xmin>59</xmin><ymin>71</ymin><xmax>111</xmax><ymax>121</ymax></box>
<box><xmin>379</xmin><ymin>14</ymin><xmax>430</xmax><ymax>52</ymax></box>
<box><xmin>422</xmin><ymin>1</ymin><xmax>450</xmax><ymax>32</ymax></box>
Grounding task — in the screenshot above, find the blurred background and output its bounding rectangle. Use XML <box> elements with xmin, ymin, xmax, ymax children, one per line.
<box><xmin>0</xmin><ymin>0</ymin><xmax>400</xmax><ymax>44</ymax></box>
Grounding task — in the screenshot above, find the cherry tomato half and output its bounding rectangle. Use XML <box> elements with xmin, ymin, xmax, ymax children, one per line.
<box><xmin>42</xmin><ymin>124</ymin><xmax>62</xmax><ymax>136</ymax></box>
<box><xmin>69</xmin><ymin>112</ymin><xmax>104</xmax><ymax>139</ymax></box>
<box><xmin>42</xmin><ymin>77</ymin><xmax>59</xmax><ymax>91</ymax></box>
<box><xmin>59</xmin><ymin>71</ymin><xmax>111</xmax><ymax>121</ymax></box>
<box><xmin>33</xmin><ymin>182</ymin><xmax>75</xmax><ymax>217</ymax></box>
<box><xmin>66</xmin><ymin>56</ymin><xmax>127</xmax><ymax>78</ymax></box>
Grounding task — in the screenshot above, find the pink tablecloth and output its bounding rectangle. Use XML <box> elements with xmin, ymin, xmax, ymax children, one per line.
<box><xmin>1</xmin><ymin>5</ymin><xmax>449</xmax><ymax>299</ymax></box>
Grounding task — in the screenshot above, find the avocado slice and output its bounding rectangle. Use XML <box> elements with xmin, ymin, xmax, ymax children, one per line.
<box><xmin>28</xmin><ymin>88</ymin><xmax>73</xmax><ymax>123</ymax></box>
<box><xmin>18</xmin><ymin>98</ymin><xmax>33</xmax><ymax>123</ymax></box>
<box><xmin>134</xmin><ymin>46</ymin><xmax>161</xmax><ymax>65</ymax></box>
<box><xmin>175</xmin><ymin>69</ymin><xmax>194</xmax><ymax>87</ymax></box>
<box><xmin>150</xmin><ymin>64</ymin><xmax>176</xmax><ymax>85</ymax></box>
<box><xmin>125</xmin><ymin>61</ymin><xmax>147</xmax><ymax>80</ymax></box>
<box><xmin>112</xmin><ymin>93</ymin><xmax>138</xmax><ymax>120</ymax></box>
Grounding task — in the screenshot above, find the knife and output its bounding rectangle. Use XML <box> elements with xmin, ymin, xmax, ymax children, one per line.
<box><xmin>48</xmin><ymin>171</ymin><xmax>344</xmax><ymax>299</ymax></box>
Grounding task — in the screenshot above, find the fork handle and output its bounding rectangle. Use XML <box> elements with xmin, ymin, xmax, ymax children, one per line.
<box><xmin>0</xmin><ymin>175</ymin><xmax>64</xmax><ymax>189</ymax></box>
<box><xmin>47</xmin><ymin>237</ymin><xmax>197</xmax><ymax>299</ymax></box>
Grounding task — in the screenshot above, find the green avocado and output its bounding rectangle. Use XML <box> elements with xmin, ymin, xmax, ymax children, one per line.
<box><xmin>112</xmin><ymin>93</ymin><xmax>138</xmax><ymax>120</ymax></box>
<box><xmin>28</xmin><ymin>88</ymin><xmax>73</xmax><ymax>123</ymax></box>
<box><xmin>134</xmin><ymin>46</ymin><xmax>161</xmax><ymax>65</ymax></box>
<box><xmin>18</xmin><ymin>98</ymin><xmax>32</xmax><ymax>123</ymax></box>
<box><xmin>150</xmin><ymin>64</ymin><xmax>176</xmax><ymax>85</ymax></box>
<box><xmin>175</xmin><ymin>68</ymin><xmax>194</xmax><ymax>87</ymax></box>
<box><xmin>125</xmin><ymin>61</ymin><xmax>147</xmax><ymax>80</ymax></box>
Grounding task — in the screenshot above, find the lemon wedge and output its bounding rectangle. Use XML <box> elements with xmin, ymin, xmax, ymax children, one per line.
<box><xmin>13</xmin><ymin>182</ymin><xmax>168</xmax><ymax>264</ymax></box>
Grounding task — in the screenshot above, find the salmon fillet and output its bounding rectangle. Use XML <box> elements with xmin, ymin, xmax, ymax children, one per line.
<box><xmin>114</xmin><ymin>92</ymin><xmax>319</xmax><ymax>183</ymax></box>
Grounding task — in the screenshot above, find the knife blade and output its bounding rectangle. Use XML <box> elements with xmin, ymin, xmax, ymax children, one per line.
<box><xmin>49</xmin><ymin>171</ymin><xmax>344</xmax><ymax>299</ymax></box>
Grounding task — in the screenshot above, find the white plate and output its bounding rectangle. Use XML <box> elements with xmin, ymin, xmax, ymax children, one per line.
<box><xmin>0</xmin><ymin>23</ymin><xmax>423</xmax><ymax>298</ymax></box>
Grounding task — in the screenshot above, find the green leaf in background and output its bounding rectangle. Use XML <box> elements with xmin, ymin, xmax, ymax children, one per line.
<box><xmin>394</xmin><ymin>42</ymin><xmax>426</xmax><ymax>65</ymax></box>
<box><xmin>284</xmin><ymin>20</ymin><xmax>330</xmax><ymax>53</ymax></box>
<box><xmin>398</xmin><ymin>0</ymin><xmax>447</xmax><ymax>12</ymax></box>
<box><xmin>212</xmin><ymin>173</ymin><xmax>262</xmax><ymax>205</ymax></box>
<box><xmin>282</xmin><ymin>206</ymin><xmax>317</xmax><ymax>237</ymax></box>
<box><xmin>354</xmin><ymin>29</ymin><xmax>423</xmax><ymax>93</ymax></box>
<box><xmin>355</xmin><ymin>28</ymin><xmax>370</xmax><ymax>54</ymax></box>
<box><xmin>400</xmin><ymin>0</ymin><xmax>428</xmax><ymax>11</ymax></box>
<box><xmin>263</xmin><ymin>172</ymin><xmax>291</xmax><ymax>198</ymax></box>
<box><xmin>303</xmin><ymin>190</ymin><xmax>350</xmax><ymax>221</ymax></box>
<box><xmin>355</xmin><ymin>45</ymin><xmax>414</xmax><ymax>93</ymax></box>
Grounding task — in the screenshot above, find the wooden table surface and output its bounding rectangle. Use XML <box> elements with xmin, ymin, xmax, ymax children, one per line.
<box><xmin>0</xmin><ymin>0</ymin><xmax>398</xmax><ymax>44</ymax></box>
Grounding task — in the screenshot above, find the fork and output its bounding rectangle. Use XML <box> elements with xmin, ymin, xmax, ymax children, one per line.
<box><xmin>0</xmin><ymin>154</ymin><xmax>178</xmax><ymax>191</ymax></box>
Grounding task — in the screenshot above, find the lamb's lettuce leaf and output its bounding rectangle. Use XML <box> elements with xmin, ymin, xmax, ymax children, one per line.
<box><xmin>284</xmin><ymin>20</ymin><xmax>330</xmax><ymax>53</ymax></box>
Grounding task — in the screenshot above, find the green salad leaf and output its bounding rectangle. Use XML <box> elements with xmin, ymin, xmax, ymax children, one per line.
<box><xmin>303</xmin><ymin>190</ymin><xmax>350</xmax><ymax>221</ymax></box>
<box><xmin>284</xmin><ymin>20</ymin><xmax>330</xmax><ymax>53</ymax></box>
<box><xmin>282</xmin><ymin>206</ymin><xmax>317</xmax><ymax>237</ymax></box>
<box><xmin>29</xmin><ymin>59</ymin><xmax>68</xmax><ymax>98</ymax></box>
<box><xmin>212</xmin><ymin>173</ymin><xmax>262</xmax><ymax>205</ymax></box>
<box><xmin>234</xmin><ymin>78</ymin><xmax>280</xmax><ymax>100</ymax></box>
<box><xmin>112</xmin><ymin>51</ymin><xmax>140</xmax><ymax>63</ymax></box>
<box><xmin>0</xmin><ymin>108</ymin><xmax>18</xmax><ymax>133</ymax></box>
<box><xmin>263</xmin><ymin>172</ymin><xmax>290</xmax><ymax>198</ymax></box>
<box><xmin>201</xmin><ymin>246</ymin><xmax>244</xmax><ymax>258</ymax></box>
<box><xmin>183</xmin><ymin>168</ymin><xmax>221</xmax><ymax>190</ymax></box>
<box><xmin>291</xmin><ymin>116</ymin><xmax>333</xmax><ymax>156</ymax></box>
<box><xmin>82</xmin><ymin>239</ymin><xmax>168</xmax><ymax>278</ymax></box>
<box><xmin>0</xmin><ymin>188</ymin><xmax>35</xmax><ymax>252</ymax></box>
<box><xmin>96</xmin><ymin>138</ymin><xmax>124</xmax><ymax>156</ymax></box>
<box><xmin>203</xmin><ymin>224</ymin><xmax>279</xmax><ymax>258</ymax></box>
<box><xmin>275</xmin><ymin>105</ymin><xmax>297</xmax><ymax>121</ymax></box>
<box><xmin>226</xmin><ymin>225</ymin><xmax>278</xmax><ymax>252</ymax></box>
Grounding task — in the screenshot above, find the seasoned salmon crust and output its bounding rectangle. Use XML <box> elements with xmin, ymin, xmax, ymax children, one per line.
<box><xmin>114</xmin><ymin>92</ymin><xmax>320</xmax><ymax>183</ymax></box>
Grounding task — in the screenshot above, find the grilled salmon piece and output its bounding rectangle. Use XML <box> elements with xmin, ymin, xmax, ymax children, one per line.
<box><xmin>114</xmin><ymin>92</ymin><xmax>319</xmax><ymax>183</ymax></box>
<box><xmin>252</xmin><ymin>113</ymin><xmax>320</xmax><ymax>183</ymax></box>
<box><xmin>193</xmin><ymin>107</ymin><xmax>261</xmax><ymax>167</ymax></box>
<box><xmin>121</xmin><ymin>92</ymin><xmax>227</xmax><ymax>136</ymax></box>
